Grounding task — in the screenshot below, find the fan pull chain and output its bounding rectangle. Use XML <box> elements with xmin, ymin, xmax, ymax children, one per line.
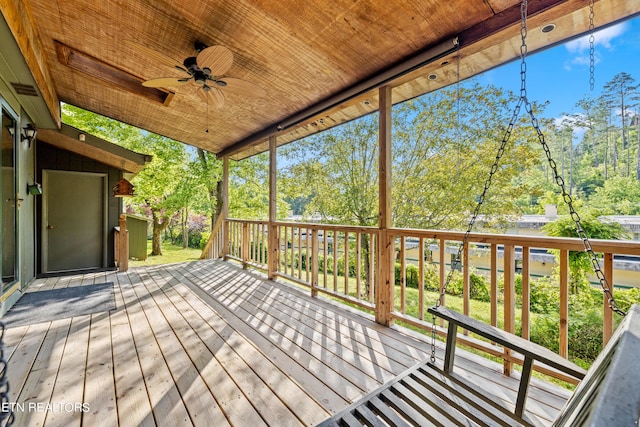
<box><xmin>206</xmin><ymin>92</ymin><xmax>210</xmax><ymax>133</ymax></box>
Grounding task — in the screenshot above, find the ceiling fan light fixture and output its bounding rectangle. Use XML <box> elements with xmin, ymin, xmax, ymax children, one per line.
<box><xmin>215</xmin><ymin>80</ymin><xmax>227</xmax><ymax>87</ymax></box>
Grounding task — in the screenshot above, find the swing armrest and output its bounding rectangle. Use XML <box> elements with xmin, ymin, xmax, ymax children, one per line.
<box><xmin>428</xmin><ymin>305</ymin><xmax>586</xmax><ymax>379</ymax></box>
<box><xmin>428</xmin><ymin>305</ymin><xmax>586</xmax><ymax>417</ymax></box>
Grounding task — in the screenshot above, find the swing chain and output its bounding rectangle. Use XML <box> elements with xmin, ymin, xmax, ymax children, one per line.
<box><xmin>430</xmin><ymin>3</ymin><xmax>529</xmax><ymax>363</ymax></box>
<box><xmin>535</xmin><ymin>120</ymin><xmax>626</xmax><ymax>317</ymax></box>
<box><xmin>0</xmin><ymin>322</ymin><xmax>13</xmax><ymax>426</ymax></box>
<box><xmin>430</xmin><ymin>0</ymin><xmax>624</xmax><ymax>363</ymax></box>
<box><xmin>589</xmin><ymin>0</ymin><xmax>595</xmax><ymax>91</ymax></box>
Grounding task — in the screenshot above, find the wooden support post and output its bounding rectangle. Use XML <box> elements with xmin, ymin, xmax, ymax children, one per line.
<box><xmin>503</xmin><ymin>244</ymin><xmax>515</xmax><ymax>376</ymax></box>
<box><xmin>559</xmin><ymin>249</ymin><xmax>569</xmax><ymax>358</ymax></box>
<box><xmin>222</xmin><ymin>157</ymin><xmax>229</xmax><ymax>259</ymax></box>
<box><xmin>117</xmin><ymin>214</ymin><xmax>129</xmax><ymax>272</ymax></box>
<box><xmin>376</xmin><ymin>85</ymin><xmax>393</xmax><ymax>326</ymax></box>
<box><xmin>268</xmin><ymin>136</ymin><xmax>279</xmax><ymax>280</ymax></box>
<box><xmin>603</xmin><ymin>252</ymin><xmax>614</xmax><ymax>345</ymax></box>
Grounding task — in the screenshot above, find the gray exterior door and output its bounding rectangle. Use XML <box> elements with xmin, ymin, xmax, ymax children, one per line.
<box><xmin>42</xmin><ymin>170</ymin><xmax>107</xmax><ymax>273</ymax></box>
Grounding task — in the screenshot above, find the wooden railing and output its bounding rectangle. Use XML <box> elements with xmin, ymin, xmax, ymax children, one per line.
<box><xmin>199</xmin><ymin>214</ymin><xmax>226</xmax><ymax>260</ymax></box>
<box><xmin>214</xmin><ymin>218</ymin><xmax>640</xmax><ymax>381</ymax></box>
<box><xmin>113</xmin><ymin>214</ymin><xmax>129</xmax><ymax>272</ymax></box>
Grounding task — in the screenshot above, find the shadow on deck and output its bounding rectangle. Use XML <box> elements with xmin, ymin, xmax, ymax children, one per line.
<box><xmin>2</xmin><ymin>260</ymin><xmax>571</xmax><ymax>426</ymax></box>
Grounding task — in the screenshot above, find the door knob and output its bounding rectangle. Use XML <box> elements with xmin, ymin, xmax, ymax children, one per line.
<box><xmin>47</xmin><ymin>225</ymin><xmax>54</xmax><ymax>229</ymax></box>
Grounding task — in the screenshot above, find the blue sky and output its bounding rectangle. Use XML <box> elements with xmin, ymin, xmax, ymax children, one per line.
<box><xmin>478</xmin><ymin>14</ymin><xmax>640</xmax><ymax>120</ymax></box>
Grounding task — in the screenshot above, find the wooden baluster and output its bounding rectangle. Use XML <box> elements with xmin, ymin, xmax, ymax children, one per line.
<box><xmin>344</xmin><ymin>231</ymin><xmax>349</xmax><ymax>296</ymax></box>
<box><xmin>242</xmin><ymin>222</ymin><xmax>249</xmax><ymax>269</ymax></box>
<box><xmin>439</xmin><ymin>238</ymin><xmax>446</xmax><ymax>327</ymax></box>
<box><xmin>400</xmin><ymin>235</ymin><xmax>406</xmax><ymax>314</ymax></box>
<box><xmin>333</xmin><ymin>230</ymin><xmax>339</xmax><ymax>292</ymax></box>
<box><xmin>356</xmin><ymin>232</ymin><xmax>362</xmax><ymax>300</ymax></box>
<box><xmin>463</xmin><ymin>241</ymin><xmax>469</xmax><ymax>318</ymax></box>
<box><xmin>521</xmin><ymin>247</ymin><xmax>531</xmax><ymax>340</ymax></box>
<box><xmin>369</xmin><ymin>232</ymin><xmax>376</xmax><ymax>304</ymax></box>
<box><xmin>323</xmin><ymin>228</ymin><xmax>328</xmax><ymax>289</ymax></box>
<box><xmin>490</xmin><ymin>244</ymin><xmax>498</xmax><ymax>328</ymax></box>
<box><xmin>311</xmin><ymin>229</ymin><xmax>319</xmax><ymax>298</ymax></box>
<box><xmin>419</xmin><ymin>237</ymin><xmax>425</xmax><ymax>321</ymax></box>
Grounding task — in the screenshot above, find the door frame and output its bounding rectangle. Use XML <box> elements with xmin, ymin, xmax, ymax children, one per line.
<box><xmin>41</xmin><ymin>169</ymin><xmax>108</xmax><ymax>273</ymax></box>
<box><xmin>1</xmin><ymin>101</ymin><xmax>19</xmax><ymax>294</ymax></box>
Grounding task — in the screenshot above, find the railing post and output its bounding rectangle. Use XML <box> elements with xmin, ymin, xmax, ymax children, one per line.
<box><xmin>116</xmin><ymin>214</ymin><xmax>129</xmax><ymax>272</ymax></box>
<box><xmin>603</xmin><ymin>252</ymin><xmax>614</xmax><ymax>345</ymax></box>
<box><xmin>377</xmin><ymin>230</ymin><xmax>394</xmax><ymax>325</ymax></box>
<box><xmin>490</xmin><ymin>244</ymin><xmax>498</xmax><ymax>328</ymax></box>
<box><xmin>559</xmin><ymin>249</ymin><xmax>569</xmax><ymax>358</ymax></box>
<box><xmin>503</xmin><ymin>244</ymin><xmax>515</xmax><ymax>375</ymax></box>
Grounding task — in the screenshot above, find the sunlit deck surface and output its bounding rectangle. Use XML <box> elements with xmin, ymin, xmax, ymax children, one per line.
<box><xmin>4</xmin><ymin>260</ymin><xmax>572</xmax><ymax>426</ymax></box>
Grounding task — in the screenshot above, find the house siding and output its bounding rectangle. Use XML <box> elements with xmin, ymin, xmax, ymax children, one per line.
<box><xmin>36</xmin><ymin>142</ymin><xmax>122</xmax><ymax>273</ymax></box>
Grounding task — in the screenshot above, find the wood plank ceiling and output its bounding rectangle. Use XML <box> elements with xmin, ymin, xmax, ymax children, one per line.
<box><xmin>15</xmin><ymin>0</ymin><xmax>640</xmax><ymax>159</ymax></box>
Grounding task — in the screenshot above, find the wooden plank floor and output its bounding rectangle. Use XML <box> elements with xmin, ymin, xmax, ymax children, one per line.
<box><xmin>2</xmin><ymin>260</ymin><xmax>572</xmax><ymax>426</ymax></box>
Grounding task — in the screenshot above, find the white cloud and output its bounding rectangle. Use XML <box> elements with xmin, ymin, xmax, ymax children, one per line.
<box><xmin>565</xmin><ymin>22</ymin><xmax>629</xmax><ymax>53</ymax></box>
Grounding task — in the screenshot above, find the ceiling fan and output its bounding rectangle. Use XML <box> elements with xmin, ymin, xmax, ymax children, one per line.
<box><xmin>137</xmin><ymin>41</ymin><xmax>266</xmax><ymax>108</ymax></box>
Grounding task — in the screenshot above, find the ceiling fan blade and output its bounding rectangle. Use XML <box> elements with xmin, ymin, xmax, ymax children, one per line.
<box><xmin>124</xmin><ymin>40</ymin><xmax>183</xmax><ymax>69</ymax></box>
<box><xmin>198</xmin><ymin>86</ymin><xmax>225</xmax><ymax>108</ymax></box>
<box><xmin>142</xmin><ymin>77</ymin><xmax>189</xmax><ymax>88</ymax></box>
<box><xmin>197</xmin><ymin>46</ymin><xmax>234</xmax><ymax>76</ymax></box>
<box><xmin>217</xmin><ymin>77</ymin><xmax>267</xmax><ymax>97</ymax></box>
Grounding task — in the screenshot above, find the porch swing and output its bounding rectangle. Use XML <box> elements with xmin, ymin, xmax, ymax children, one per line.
<box><xmin>319</xmin><ymin>1</ymin><xmax>640</xmax><ymax>426</ymax></box>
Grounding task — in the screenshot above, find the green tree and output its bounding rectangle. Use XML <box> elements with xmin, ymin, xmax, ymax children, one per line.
<box><xmin>392</xmin><ymin>81</ymin><xmax>546</xmax><ymax>230</ymax></box>
<box><xmin>602</xmin><ymin>72</ymin><xmax>639</xmax><ymax>178</ymax></box>
<box><xmin>195</xmin><ymin>148</ymin><xmax>223</xmax><ymax>229</ymax></box>
<box><xmin>589</xmin><ymin>175</ymin><xmax>640</xmax><ymax>215</ymax></box>
<box><xmin>542</xmin><ymin>214</ymin><xmax>627</xmax><ymax>293</ymax></box>
<box><xmin>62</xmin><ymin>104</ymin><xmax>191</xmax><ymax>256</ymax></box>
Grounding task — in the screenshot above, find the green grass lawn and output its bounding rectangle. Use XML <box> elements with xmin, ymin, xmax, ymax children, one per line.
<box><xmin>129</xmin><ymin>240</ymin><xmax>202</xmax><ymax>267</ymax></box>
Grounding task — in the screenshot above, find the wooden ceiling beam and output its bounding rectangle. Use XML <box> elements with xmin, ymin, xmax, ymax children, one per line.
<box><xmin>0</xmin><ymin>0</ymin><xmax>60</xmax><ymax>126</ymax></box>
<box><xmin>54</xmin><ymin>41</ymin><xmax>174</xmax><ymax>106</ymax></box>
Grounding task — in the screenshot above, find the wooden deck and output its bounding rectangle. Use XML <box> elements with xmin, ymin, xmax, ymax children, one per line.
<box><xmin>2</xmin><ymin>260</ymin><xmax>572</xmax><ymax>426</ymax></box>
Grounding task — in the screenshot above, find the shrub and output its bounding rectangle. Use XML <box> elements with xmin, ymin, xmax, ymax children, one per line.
<box><xmin>469</xmin><ymin>273</ymin><xmax>490</xmax><ymax>302</ymax></box>
<box><xmin>529</xmin><ymin>277</ymin><xmax>560</xmax><ymax>314</ymax></box>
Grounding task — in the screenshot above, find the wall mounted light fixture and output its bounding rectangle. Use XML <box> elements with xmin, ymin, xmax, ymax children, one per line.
<box><xmin>27</xmin><ymin>183</ymin><xmax>43</xmax><ymax>196</ymax></box>
<box><xmin>21</xmin><ymin>123</ymin><xmax>37</xmax><ymax>147</ymax></box>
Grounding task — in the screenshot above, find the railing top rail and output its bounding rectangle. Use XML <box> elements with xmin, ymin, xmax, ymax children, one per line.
<box><xmin>225</xmin><ymin>218</ymin><xmax>640</xmax><ymax>255</ymax></box>
<box><xmin>227</xmin><ymin>218</ymin><xmax>379</xmax><ymax>233</ymax></box>
<box><xmin>389</xmin><ymin>228</ymin><xmax>640</xmax><ymax>255</ymax></box>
